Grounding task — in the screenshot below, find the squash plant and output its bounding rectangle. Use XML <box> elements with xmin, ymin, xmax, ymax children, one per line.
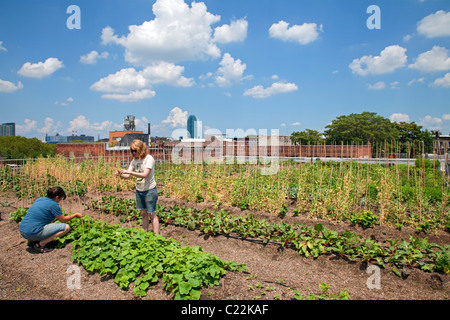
<box><xmin>59</xmin><ymin>215</ymin><xmax>247</xmax><ymax>299</ymax></box>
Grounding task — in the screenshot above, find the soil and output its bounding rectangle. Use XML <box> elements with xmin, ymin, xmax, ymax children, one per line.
<box><xmin>0</xmin><ymin>189</ymin><xmax>449</xmax><ymax>304</ymax></box>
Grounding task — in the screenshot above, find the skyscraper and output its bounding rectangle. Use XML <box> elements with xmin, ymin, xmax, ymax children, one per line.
<box><xmin>187</xmin><ymin>115</ymin><xmax>197</xmax><ymax>139</ymax></box>
<box><xmin>0</xmin><ymin>123</ymin><xmax>15</xmax><ymax>136</ymax></box>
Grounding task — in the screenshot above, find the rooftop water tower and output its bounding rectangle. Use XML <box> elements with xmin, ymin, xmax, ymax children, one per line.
<box><xmin>123</xmin><ymin>115</ymin><xmax>136</xmax><ymax>131</ymax></box>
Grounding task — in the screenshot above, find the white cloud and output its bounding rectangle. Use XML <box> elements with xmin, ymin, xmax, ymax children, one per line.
<box><xmin>0</xmin><ymin>41</ymin><xmax>7</xmax><ymax>52</ymax></box>
<box><xmin>91</xmin><ymin>68</ymin><xmax>150</xmax><ymax>93</ymax></box>
<box><xmin>215</xmin><ymin>53</ymin><xmax>247</xmax><ymax>87</ymax></box>
<box><xmin>349</xmin><ymin>45</ymin><xmax>407</xmax><ymax>76</ymax></box>
<box><xmin>417</xmin><ymin>10</ymin><xmax>450</xmax><ymax>38</ymax></box>
<box><xmin>409</xmin><ymin>46</ymin><xmax>450</xmax><ymax>72</ymax></box>
<box><xmin>213</xmin><ymin>18</ymin><xmax>248</xmax><ymax>43</ymax></box>
<box><xmin>134</xmin><ymin>116</ymin><xmax>150</xmax><ymax>132</ymax></box>
<box><xmin>269</xmin><ymin>20</ymin><xmax>323</xmax><ymax>45</ymax></box>
<box><xmin>101</xmin><ymin>89</ymin><xmax>156</xmax><ymax>102</ymax></box>
<box><xmin>390</xmin><ymin>113</ymin><xmax>410</xmax><ymax>123</ymax></box>
<box><xmin>16</xmin><ymin>118</ymin><xmax>62</xmax><ymax>136</ymax></box>
<box><xmin>418</xmin><ymin>114</ymin><xmax>450</xmax><ymax>134</ymax></box>
<box><xmin>431</xmin><ymin>73</ymin><xmax>450</xmax><ymax>88</ymax></box>
<box><xmin>101</xmin><ymin>26</ymin><xmax>122</xmax><ymax>45</ymax></box>
<box><xmin>0</xmin><ymin>79</ymin><xmax>23</xmax><ymax>93</ymax></box>
<box><xmin>199</xmin><ymin>72</ymin><xmax>213</xmax><ymax>81</ymax></box>
<box><xmin>149</xmin><ymin>107</ymin><xmax>189</xmax><ymax>137</ymax></box>
<box><xmin>367</xmin><ymin>81</ymin><xmax>386</xmax><ymax>90</ymax></box>
<box><xmin>419</xmin><ymin>115</ymin><xmax>443</xmax><ymax>130</ymax></box>
<box><xmin>101</xmin><ymin>0</ymin><xmax>244</xmax><ymax>65</ymax></box>
<box><xmin>17</xmin><ymin>57</ymin><xmax>63</xmax><ymax>79</ymax></box>
<box><xmin>244</xmin><ymin>81</ymin><xmax>298</xmax><ymax>99</ymax></box>
<box><xmin>403</xmin><ymin>34</ymin><xmax>414</xmax><ymax>42</ymax></box>
<box><xmin>390</xmin><ymin>81</ymin><xmax>400</xmax><ymax>89</ymax></box>
<box><xmin>55</xmin><ymin>97</ymin><xmax>74</xmax><ymax>107</ymax></box>
<box><xmin>161</xmin><ymin>107</ymin><xmax>188</xmax><ymax>128</ymax></box>
<box><xmin>38</xmin><ymin>117</ymin><xmax>57</xmax><ymax>133</ymax></box>
<box><xmin>91</xmin><ymin>62</ymin><xmax>194</xmax><ymax>101</ymax></box>
<box><xmin>408</xmin><ymin>77</ymin><xmax>425</xmax><ymax>86</ymax></box>
<box><xmin>68</xmin><ymin>115</ymin><xmax>112</xmax><ymax>133</ymax></box>
<box><xmin>16</xmin><ymin>119</ymin><xmax>38</xmax><ymax>135</ymax></box>
<box><xmin>366</xmin><ymin>81</ymin><xmax>399</xmax><ymax>90</ymax></box>
<box><xmin>141</xmin><ymin>62</ymin><xmax>195</xmax><ymax>87</ymax></box>
<box><xmin>80</xmin><ymin>50</ymin><xmax>109</xmax><ymax>64</ymax></box>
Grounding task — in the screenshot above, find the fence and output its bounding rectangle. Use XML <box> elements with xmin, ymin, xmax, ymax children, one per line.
<box><xmin>1</xmin><ymin>140</ymin><xmax>449</xmax><ymax>175</ymax></box>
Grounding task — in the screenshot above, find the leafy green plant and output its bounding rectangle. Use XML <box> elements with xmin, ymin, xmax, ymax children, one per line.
<box><xmin>9</xmin><ymin>207</ymin><xmax>28</xmax><ymax>223</ymax></box>
<box><xmin>89</xmin><ymin>196</ymin><xmax>450</xmax><ymax>279</ymax></box>
<box><xmin>278</xmin><ymin>204</ymin><xmax>288</xmax><ymax>218</ymax></box>
<box><xmin>62</xmin><ymin>215</ymin><xmax>246</xmax><ymax>300</ymax></box>
<box><xmin>434</xmin><ymin>248</ymin><xmax>450</xmax><ymax>274</ymax></box>
<box><xmin>350</xmin><ymin>210</ymin><xmax>379</xmax><ymax>229</ymax></box>
<box><xmin>86</xmin><ymin>196</ymin><xmax>141</xmax><ymax>223</ymax></box>
<box><xmin>293</xmin><ymin>282</ymin><xmax>350</xmax><ymax>300</ymax></box>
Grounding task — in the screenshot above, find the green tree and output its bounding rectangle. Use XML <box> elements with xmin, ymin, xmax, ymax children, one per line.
<box><xmin>393</xmin><ymin>121</ymin><xmax>434</xmax><ymax>154</ymax></box>
<box><xmin>0</xmin><ymin>136</ymin><xmax>56</xmax><ymax>159</ymax></box>
<box><xmin>291</xmin><ymin>129</ymin><xmax>323</xmax><ymax>145</ymax></box>
<box><xmin>324</xmin><ymin>112</ymin><xmax>397</xmax><ymax>144</ymax></box>
<box><xmin>419</xmin><ymin>129</ymin><xmax>434</xmax><ymax>154</ymax></box>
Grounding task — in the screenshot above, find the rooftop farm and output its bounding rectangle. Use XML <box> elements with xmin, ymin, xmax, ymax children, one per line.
<box><xmin>1</xmin><ymin>155</ymin><xmax>449</xmax><ymax>300</ymax></box>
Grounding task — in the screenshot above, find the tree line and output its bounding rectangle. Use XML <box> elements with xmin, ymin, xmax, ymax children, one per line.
<box><xmin>0</xmin><ymin>136</ymin><xmax>56</xmax><ymax>159</ymax></box>
<box><xmin>290</xmin><ymin>112</ymin><xmax>435</xmax><ymax>155</ymax></box>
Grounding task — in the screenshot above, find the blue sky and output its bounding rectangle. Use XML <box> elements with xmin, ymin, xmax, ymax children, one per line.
<box><xmin>1</xmin><ymin>0</ymin><xmax>449</xmax><ymax>140</ymax></box>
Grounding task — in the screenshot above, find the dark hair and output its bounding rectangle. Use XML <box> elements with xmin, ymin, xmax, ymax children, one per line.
<box><xmin>47</xmin><ymin>186</ymin><xmax>66</xmax><ymax>200</ymax></box>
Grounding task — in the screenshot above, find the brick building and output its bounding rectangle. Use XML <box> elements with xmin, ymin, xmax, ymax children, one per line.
<box><xmin>55</xmin><ymin>139</ymin><xmax>371</xmax><ymax>164</ymax></box>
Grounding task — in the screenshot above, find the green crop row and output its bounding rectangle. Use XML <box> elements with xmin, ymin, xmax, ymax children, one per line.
<box><xmin>83</xmin><ymin>195</ymin><xmax>142</xmax><ymax>223</ymax></box>
<box><xmin>87</xmin><ymin>196</ymin><xmax>450</xmax><ymax>278</ymax></box>
<box><xmin>0</xmin><ymin>165</ymin><xmax>87</xmax><ymax>199</ymax></box>
<box><xmin>10</xmin><ymin>208</ymin><xmax>246</xmax><ymax>300</ymax></box>
<box><xmin>2</xmin><ymin>157</ymin><xmax>449</xmax><ymax>232</ymax></box>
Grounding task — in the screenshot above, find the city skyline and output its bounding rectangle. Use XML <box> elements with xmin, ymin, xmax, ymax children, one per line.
<box><xmin>1</xmin><ymin>0</ymin><xmax>450</xmax><ymax>141</ymax></box>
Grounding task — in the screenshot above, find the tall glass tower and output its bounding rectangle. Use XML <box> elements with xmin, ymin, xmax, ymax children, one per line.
<box><xmin>0</xmin><ymin>123</ymin><xmax>15</xmax><ymax>136</ymax></box>
<box><xmin>187</xmin><ymin>115</ymin><xmax>197</xmax><ymax>139</ymax></box>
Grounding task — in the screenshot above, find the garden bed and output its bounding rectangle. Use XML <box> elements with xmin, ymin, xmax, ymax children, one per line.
<box><xmin>0</xmin><ymin>190</ymin><xmax>449</xmax><ymax>301</ymax></box>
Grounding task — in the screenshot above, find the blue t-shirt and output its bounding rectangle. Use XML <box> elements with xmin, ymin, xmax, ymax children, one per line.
<box><xmin>19</xmin><ymin>197</ymin><xmax>63</xmax><ymax>235</ymax></box>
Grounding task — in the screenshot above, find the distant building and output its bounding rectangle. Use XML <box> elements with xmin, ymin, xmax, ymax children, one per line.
<box><xmin>434</xmin><ymin>133</ymin><xmax>450</xmax><ymax>155</ymax></box>
<box><xmin>45</xmin><ymin>133</ymin><xmax>67</xmax><ymax>144</ymax></box>
<box><xmin>0</xmin><ymin>123</ymin><xmax>15</xmax><ymax>137</ymax></box>
<box><xmin>187</xmin><ymin>115</ymin><xmax>202</xmax><ymax>139</ymax></box>
<box><xmin>109</xmin><ymin>115</ymin><xmax>150</xmax><ymax>147</ymax></box>
<box><xmin>109</xmin><ymin>130</ymin><xmax>144</xmax><ymax>145</ymax></box>
<box><xmin>45</xmin><ymin>133</ymin><xmax>94</xmax><ymax>144</ymax></box>
<box><xmin>123</xmin><ymin>115</ymin><xmax>136</xmax><ymax>131</ymax></box>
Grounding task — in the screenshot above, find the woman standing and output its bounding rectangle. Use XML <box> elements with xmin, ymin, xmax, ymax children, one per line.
<box><xmin>116</xmin><ymin>139</ymin><xmax>159</xmax><ymax>234</ymax></box>
<box><xmin>19</xmin><ymin>186</ymin><xmax>83</xmax><ymax>253</ymax></box>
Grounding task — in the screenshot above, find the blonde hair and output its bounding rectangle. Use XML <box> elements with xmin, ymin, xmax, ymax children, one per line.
<box><xmin>130</xmin><ymin>139</ymin><xmax>149</xmax><ymax>160</ymax></box>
